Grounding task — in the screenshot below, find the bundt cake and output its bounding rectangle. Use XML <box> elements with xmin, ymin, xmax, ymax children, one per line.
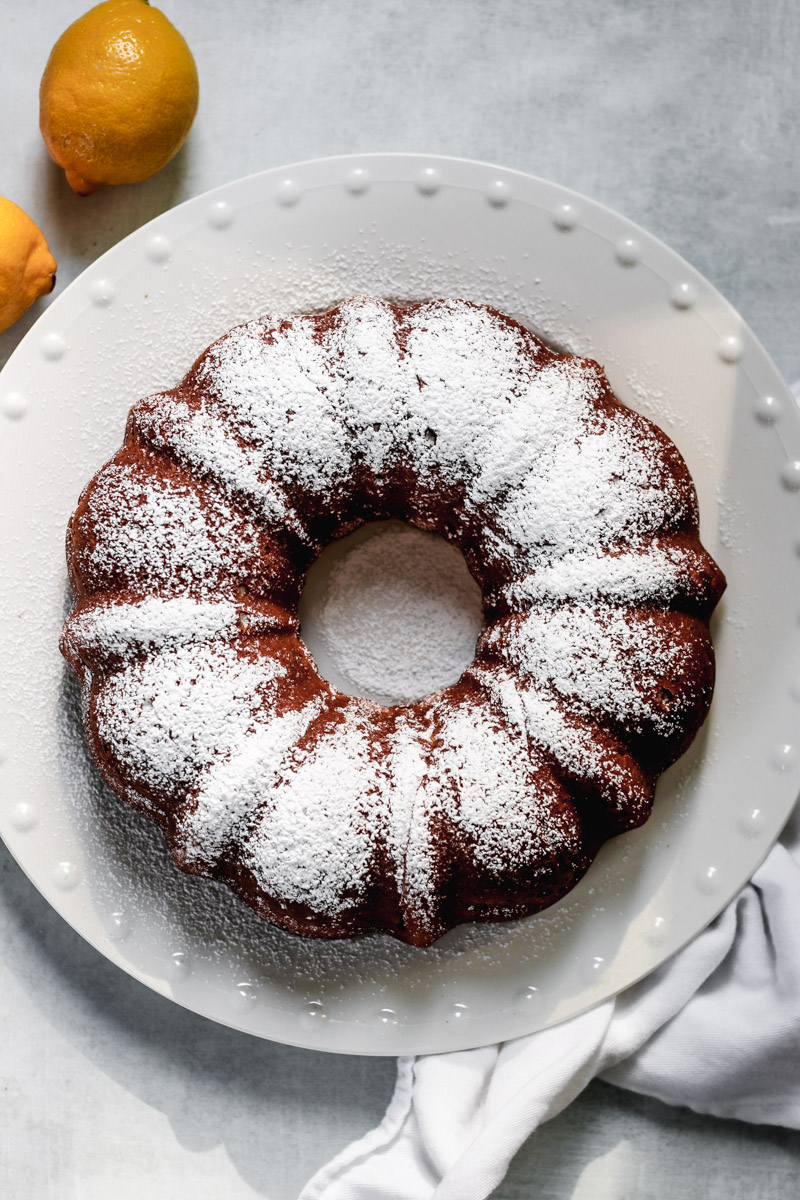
<box><xmin>61</xmin><ymin>297</ymin><xmax>725</xmax><ymax>947</ymax></box>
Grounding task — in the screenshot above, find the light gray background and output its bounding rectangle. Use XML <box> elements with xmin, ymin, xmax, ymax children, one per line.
<box><xmin>2</xmin><ymin>1</ymin><xmax>799</xmax><ymax>1196</ymax></box>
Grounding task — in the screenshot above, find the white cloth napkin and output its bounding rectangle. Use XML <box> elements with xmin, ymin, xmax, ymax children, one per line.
<box><xmin>300</xmin><ymin>808</ymin><xmax>800</xmax><ymax>1200</ymax></box>
<box><xmin>301</xmin><ymin>381</ymin><xmax>800</xmax><ymax>1200</ymax></box>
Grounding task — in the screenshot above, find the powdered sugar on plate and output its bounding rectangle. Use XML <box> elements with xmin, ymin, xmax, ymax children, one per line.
<box><xmin>311</xmin><ymin>523</ymin><xmax>483</xmax><ymax>705</ymax></box>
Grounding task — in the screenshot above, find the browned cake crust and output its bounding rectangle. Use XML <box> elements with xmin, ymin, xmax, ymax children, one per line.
<box><xmin>61</xmin><ymin>298</ymin><xmax>725</xmax><ymax>947</ymax></box>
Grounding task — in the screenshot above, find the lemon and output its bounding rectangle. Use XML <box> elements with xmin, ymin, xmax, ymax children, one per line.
<box><xmin>39</xmin><ymin>0</ymin><xmax>199</xmax><ymax>196</ymax></box>
<box><xmin>0</xmin><ymin>198</ymin><xmax>57</xmax><ymax>335</ymax></box>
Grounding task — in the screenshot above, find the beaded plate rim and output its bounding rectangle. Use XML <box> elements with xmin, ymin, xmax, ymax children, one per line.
<box><xmin>0</xmin><ymin>152</ymin><xmax>798</xmax><ymax>1055</ymax></box>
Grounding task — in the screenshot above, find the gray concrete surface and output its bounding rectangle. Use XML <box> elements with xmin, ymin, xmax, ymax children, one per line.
<box><xmin>1</xmin><ymin>1</ymin><xmax>799</xmax><ymax>1196</ymax></box>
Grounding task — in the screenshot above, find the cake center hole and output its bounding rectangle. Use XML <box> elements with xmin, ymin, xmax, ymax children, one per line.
<box><xmin>298</xmin><ymin>520</ymin><xmax>484</xmax><ymax>705</ymax></box>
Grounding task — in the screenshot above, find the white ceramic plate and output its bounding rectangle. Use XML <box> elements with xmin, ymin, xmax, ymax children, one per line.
<box><xmin>1</xmin><ymin>154</ymin><xmax>799</xmax><ymax>1056</ymax></box>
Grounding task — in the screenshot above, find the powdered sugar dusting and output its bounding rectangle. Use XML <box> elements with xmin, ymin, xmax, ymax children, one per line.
<box><xmin>470</xmin><ymin>665</ymin><xmax>649</xmax><ymax>819</ymax></box>
<box><xmin>66</xmin><ymin>597</ymin><xmax>240</xmax><ymax>658</ymax></box>
<box><xmin>386</xmin><ymin>712</ymin><xmax>438</xmax><ymax>936</ymax></box>
<box><xmin>425</xmin><ymin>698</ymin><xmax>582</xmax><ymax>874</ymax></box>
<box><xmin>246</xmin><ymin>707</ymin><xmax>387</xmax><ymax>915</ymax></box>
<box><xmin>134</xmin><ymin>395</ymin><xmax>309</xmax><ymax>540</ymax></box>
<box><xmin>485</xmin><ymin>415</ymin><xmax>689</xmax><ymax>576</ymax></box>
<box><xmin>179</xmin><ymin>695</ymin><xmax>326</xmax><ymax>866</ymax></box>
<box><xmin>497</xmin><ymin>542</ymin><xmax>707</xmax><ymax>608</ymax></box>
<box><xmin>79</xmin><ymin>461</ymin><xmax>261</xmax><ymax>595</ymax></box>
<box><xmin>93</xmin><ymin>644</ymin><xmax>286</xmax><ymax>794</ymax></box>
<box><xmin>63</xmin><ymin>297</ymin><xmax>721</xmax><ymax>943</ymax></box>
<box><xmin>489</xmin><ymin>605</ymin><xmax>699</xmax><ymax>736</ymax></box>
<box><xmin>200</xmin><ymin>316</ymin><xmax>354</xmax><ymax>498</ymax></box>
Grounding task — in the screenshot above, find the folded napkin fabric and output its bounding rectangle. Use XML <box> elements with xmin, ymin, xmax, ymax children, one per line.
<box><xmin>301</xmin><ymin>807</ymin><xmax>800</xmax><ymax>1200</ymax></box>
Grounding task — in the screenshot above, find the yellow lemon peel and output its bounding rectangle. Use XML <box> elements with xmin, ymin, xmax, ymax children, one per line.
<box><xmin>40</xmin><ymin>0</ymin><xmax>199</xmax><ymax>196</ymax></box>
<box><xmin>0</xmin><ymin>198</ymin><xmax>57</xmax><ymax>335</ymax></box>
